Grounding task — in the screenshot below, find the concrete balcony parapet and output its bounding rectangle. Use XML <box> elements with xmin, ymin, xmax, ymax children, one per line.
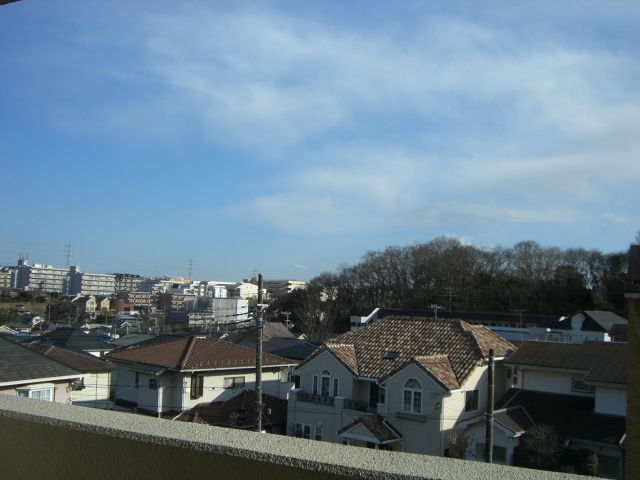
<box><xmin>1</xmin><ymin>394</ymin><xmax>586</xmax><ymax>480</ymax></box>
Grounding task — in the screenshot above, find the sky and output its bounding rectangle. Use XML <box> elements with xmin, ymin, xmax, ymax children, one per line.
<box><xmin>1</xmin><ymin>1</ymin><xmax>639</xmax><ymax>282</ymax></box>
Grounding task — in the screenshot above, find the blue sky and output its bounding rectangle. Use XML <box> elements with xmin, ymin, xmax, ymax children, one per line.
<box><xmin>1</xmin><ymin>1</ymin><xmax>639</xmax><ymax>282</ymax></box>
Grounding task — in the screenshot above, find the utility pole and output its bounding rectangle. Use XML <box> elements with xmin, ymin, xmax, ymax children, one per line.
<box><xmin>485</xmin><ymin>348</ymin><xmax>495</xmax><ymax>464</ymax></box>
<box><xmin>255</xmin><ymin>274</ymin><xmax>265</xmax><ymax>433</ymax></box>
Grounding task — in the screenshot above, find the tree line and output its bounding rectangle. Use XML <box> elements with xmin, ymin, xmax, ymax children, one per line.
<box><xmin>270</xmin><ymin>236</ymin><xmax>630</xmax><ymax>337</ymax></box>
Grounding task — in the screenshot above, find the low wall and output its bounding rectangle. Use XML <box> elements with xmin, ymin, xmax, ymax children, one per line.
<box><xmin>0</xmin><ymin>395</ymin><xmax>586</xmax><ymax>480</ymax></box>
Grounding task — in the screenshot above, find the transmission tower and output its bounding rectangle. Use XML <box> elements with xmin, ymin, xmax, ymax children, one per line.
<box><xmin>187</xmin><ymin>258</ymin><xmax>194</xmax><ymax>280</ymax></box>
<box><xmin>65</xmin><ymin>243</ymin><xmax>74</xmax><ymax>268</ymax></box>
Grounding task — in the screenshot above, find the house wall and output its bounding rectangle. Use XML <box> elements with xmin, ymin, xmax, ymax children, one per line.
<box><xmin>594</xmin><ymin>385</ymin><xmax>626</xmax><ymax>416</ymax></box>
<box><xmin>519</xmin><ymin>368</ymin><xmax>591</xmax><ymax>397</ymax></box>
<box><xmin>464</xmin><ymin>424</ymin><xmax>515</xmax><ymax>465</ymax></box>
<box><xmin>0</xmin><ymin>379</ymin><xmax>75</xmax><ymax>404</ymax></box>
<box><xmin>298</xmin><ymin>351</ymin><xmax>355</xmax><ymax>400</ymax></box>
<box><xmin>71</xmin><ymin>371</ymin><xmax>112</xmax><ymax>407</ymax></box>
<box><xmin>443</xmin><ymin>366</ymin><xmax>487</xmax><ymax>430</ymax></box>
<box><xmin>382</xmin><ymin>363</ymin><xmax>444</xmax><ymax>456</ymax></box>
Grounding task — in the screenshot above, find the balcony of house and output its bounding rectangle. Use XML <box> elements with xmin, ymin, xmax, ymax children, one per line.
<box><xmin>1</xmin><ymin>394</ymin><xmax>585</xmax><ymax>480</ymax></box>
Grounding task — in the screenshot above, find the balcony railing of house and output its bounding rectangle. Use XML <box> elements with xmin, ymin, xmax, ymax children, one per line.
<box><xmin>296</xmin><ymin>392</ymin><xmax>335</xmax><ymax>406</ymax></box>
<box><xmin>1</xmin><ymin>394</ymin><xmax>587</xmax><ymax>480</ymax></box>
<box><xmin>394</xmin><ymin>411</ymin><xmax>428</xmax><ymax>422</ymax></box>
<box><xmin>343</xmin><ymin>398</ymin><xmax>377</xmax><ymax>413</ymax></box>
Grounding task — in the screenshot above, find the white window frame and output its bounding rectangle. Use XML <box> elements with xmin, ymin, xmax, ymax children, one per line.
<box><xmin>295</xmin><ymin>423</ymin><xmax>311</xmax><ymax>439</ymax></box>
<box><xmin>403</xmin><ymin>378</ymin><xmax>422</xmax><ymax>414</ymax></box>
<box><xmin>16</xmin><ymin>384</ymin><xmax>54</xmax><ymax>401</ymax></box>
<box><xmin>223</xmin><ymin>376</ymin><xmax>246</xmax><ymax>390</ymax></box>
<box><xmin>314</xmin><ymin>426</ymin><xmax>323</xmax><ymax>441</ymax></box>
<box><xmin>312</xmin><ymin>375</ymin><xmax>319</xmax><ymax>395</ymax></box>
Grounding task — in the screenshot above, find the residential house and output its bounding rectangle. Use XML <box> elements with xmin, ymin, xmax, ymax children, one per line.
<box><xmin>545</xmin><ymin>311</ymin><xmax>628</xmax><ymax>343</ymax></box>
<box><xmin>71</xmin><ymin>295</ymin><xmax>97</xmax><ymax>317</ymax></box>
<box><xmin>21</xmin><ymin>327</ymin><xmax>117</xmax><ymax>357</ymax></box>
<box><xmin>172</xmin><ymin>389</ymin><xmax>288</xmax><ymax>434</ymax></box>
<box><xmin>0</xmin><ymin>336</ymin><xmax>84</xmax><ymax>403</ymax></box>
<box><xmin>349</xmin><ymin>308</ymin><xmax>626</xmax><ymax>345</ymax></box>
<box><xmin>288</xmin><ymin>316</ymin><xmax>515</xmax><ymax>455</ymax></box>
<box><xmin>24</xmin><ymin>343</ymin><xmax>116</xmax><ymax>408</ymax></box>
<box><xmin>106</xmin><ymin>335</ymin><xmax>296</xmax><ymax>416</ymax></box>
<box><xmin>458</xmin><ymin>341</ymin><xmax>626</xmax><ymax>478</ymax></box>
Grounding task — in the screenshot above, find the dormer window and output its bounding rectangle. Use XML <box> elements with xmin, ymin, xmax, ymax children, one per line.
<box><xmin>383</xmin><ymin>351</ymin><xmax>399</xmax><ymax>360</ymax></box>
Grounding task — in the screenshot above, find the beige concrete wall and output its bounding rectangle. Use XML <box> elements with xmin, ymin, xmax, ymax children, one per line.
<box><xmin>0</xmin><ymin>394</ymin><xmax>590</xmax><ymax>480</ymax></box>
<box><xmin>298</xmin><ymin>351</ymin><xmax>355</xmax><ymax>399</ymax></box>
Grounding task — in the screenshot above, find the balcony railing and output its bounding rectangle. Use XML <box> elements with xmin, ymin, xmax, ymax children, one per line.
<box><xmin>395</xmin><ymin>411</ymin><xmax>427</xmax><ymax>422</ymax></box>
<box><xmin>1</xmin><ymin>394</ymin><xmax>584</xmax><ymax>480</ymax></box>
<box><xmin>343</xmin><ymin>398</ymin><xmax>377</xmax><ymax>413</ymax></box>
<box><xmin>297</xmin><ymin>392</ymin><xmax>335</xmax><ymax>406</ymax></box>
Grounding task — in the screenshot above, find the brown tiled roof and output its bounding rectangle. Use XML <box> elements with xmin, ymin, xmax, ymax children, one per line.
<box><xmin>25</xmin><ymin>344</ymin><xmax>116</xmax><ymax>373</ymax></box>
<box><xmin>105</xmin><ymin>335</ymin><xmax>295</xmax><ymax>371</ymax></box>
<box><xmin>298</xmin><ymin>317</ymin><xmax>515</xmax><ymax>389</ymax></box>
<box><xmin>338</xmin><ymin>414</ymin><xmax>402</xmax><ymax>443</ymax></box>
<box><xmin>505</xmin><ymin>341</ymin><xmax>626</xmax><ymax>385</ymax></box>
<box><xmin>413</xmin><ymin>355</ymin><xmax>460</xmax><ymax>390</ymax></box>
<box><xmin>174</xmin><ymin>390</ymin><xmax>287</xmax><ymax>429</ymax></box>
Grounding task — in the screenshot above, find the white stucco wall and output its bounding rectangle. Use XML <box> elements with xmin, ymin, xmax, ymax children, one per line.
<box><xmin>594</xmin><ymin>385</ymin><xmax>626</xmax><ymax>416</ymax></box>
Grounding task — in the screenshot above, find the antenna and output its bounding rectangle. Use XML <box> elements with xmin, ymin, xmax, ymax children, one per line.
<box><xmin>437</xmin><ymin>287</ymin><xmax>456</xmax><ymax>311</ymax></box>
<box><xmin>430</xmin><ymin>304</ymin><xmax>444</xmax><ymax>320</ymax></box>
<box><xmin>282</xmin><ymin>311</ymin><xmax>292</xmax><ymax>329</ymax></box>
<box><xmin>65</xmin><ymin>243</ymin><xmax>74</xmax><ymax>268</ymax></box>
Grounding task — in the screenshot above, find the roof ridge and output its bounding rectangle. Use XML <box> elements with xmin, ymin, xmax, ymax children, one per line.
<box><xmin>179</xmin><ymin>336</ymin><xmax>198</xmax><ymax>370</ymax></box>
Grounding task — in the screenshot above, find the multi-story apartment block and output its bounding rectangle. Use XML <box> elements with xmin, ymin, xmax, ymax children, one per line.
<box><xmin>0</xmin><ymin>267</ymin><xmax>13</xmax><ymax>289</ymax></box>
<box><xmin>246</xmin><ymin>278</ymin><xmax>307</xmax><ymax>296</ymax></box>
<box><xmin>156</xmin><ymin>292</ymin><xmax>196</xmax><ymax>311</ymax></box>
<box><xmin>138</xmin><ymin>276</ymin><xmax>189</xmax><ymax>295</ymax></box>
<box><xmin>114</xmin><ymin>273</ymin><xmax>143</xmax><ymax>293</ymax></box>
<box><xmin>68</xmin><ymin>267</ymin><xmax>115</xmax><ymax>296</ymax></box>
<box><xmin>11</xmin><ymin>259</ymin><xmax>70</xmax><ymax>293</ymax></box>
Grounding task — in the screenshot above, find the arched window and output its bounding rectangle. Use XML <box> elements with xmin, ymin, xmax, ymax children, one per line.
<box><xmin>321</xmin><ymin>370</ymin><xmax>331</xmax><ymax>396</ymax></box>
<box><xmin>403</xmin><ymin>378</ymin><xmax>422</xmax><ymax>414</ymax></box>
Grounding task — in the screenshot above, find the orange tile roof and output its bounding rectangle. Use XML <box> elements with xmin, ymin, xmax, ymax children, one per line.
<box><xmin>299</xmin><ymin>317</ymin><xmax>515</xmax><ymax>389</ymax></box>
<box><xmin>106</xmin><ymin>335</ymin><xmax>295</xmax><ymax>371</ymax></box>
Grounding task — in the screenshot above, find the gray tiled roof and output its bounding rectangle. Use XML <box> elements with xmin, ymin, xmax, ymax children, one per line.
<box><xmin>497</xmin><ymin>390</ymin><xmax>625</xmax><ymax>445</ymax></box>
<box><xmin>299</xmin><ymin>317</ymin><xmax>515</xmax><ymax>389</ymax></box>
<box><xmin>0</xmin><ymin>336</ymin><xmax>82</xmax><ymax>384</ymax></box>
<box><xmin>505</xmin><ymin>341</ymin><xmax>626</xmax><ymax>385</ymax></box>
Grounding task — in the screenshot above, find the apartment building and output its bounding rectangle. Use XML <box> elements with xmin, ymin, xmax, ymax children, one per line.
<box><xmin>68</xmin><ymin>267</ymin><xmax>115</xmax><ymax>296</ymax></box>
<box><xmin>11</xmin><ymin>259</ymin><xmax>70</xmax><ymax>293</ymax></box>
<box><xmin>113</xmin><ymin>273</ymin><xmax>143</xmax><ymax>293</ymax></box>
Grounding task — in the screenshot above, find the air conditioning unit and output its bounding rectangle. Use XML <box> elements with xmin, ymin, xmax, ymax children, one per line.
<box><xmin>70</xmin><ymin>378</ymin><xmax>85</xmax><ymax>391</ymax></box>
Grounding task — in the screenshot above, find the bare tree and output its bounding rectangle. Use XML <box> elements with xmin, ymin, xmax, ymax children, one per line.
<box><xmin>447</xmin><ymin>431</ymin><xmax>476</xmax><ymax>459</ymax></box>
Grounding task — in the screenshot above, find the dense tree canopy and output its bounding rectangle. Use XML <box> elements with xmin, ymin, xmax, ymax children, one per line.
<box><xmin>270</xmin><ymin>237</ymin><xmax>629</xmax><ymax>335</ymax></box>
